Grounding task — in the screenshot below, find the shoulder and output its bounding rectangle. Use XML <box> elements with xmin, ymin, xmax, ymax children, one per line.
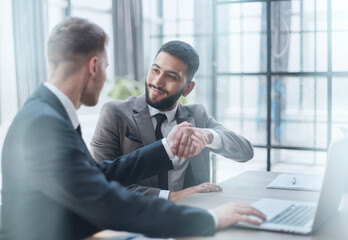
<box><xmin>19</xmin><ymin>97</ymin><xmax>67</xmax><ymax>126</ymax></box>
<box><xmin>103</xmin><ymin>96</ymin><xmax>137</xmax><ymax>109</ymax></box>
<box><xmin>182</xmin><ymin>103</ymin><xmax>208</xmax><ymax>116</ymax></box>
<box><xmin>10</xmin><ymin>99</ymin><xmax>73</xmax><ymax>147</ymax></box>
<box><xmin>101</xmin><ymin>95</ymin><xmax>139</xmax><ymax>114</ymax></box>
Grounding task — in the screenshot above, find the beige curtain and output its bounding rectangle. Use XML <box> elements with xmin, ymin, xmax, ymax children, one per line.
<box><xmin>12</xmin><ymin>0</ymin><xmax>48</xmax><ymax>108</ymax></box>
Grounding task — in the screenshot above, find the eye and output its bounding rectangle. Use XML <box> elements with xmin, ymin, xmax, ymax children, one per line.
<box><xmin>168</xmin><ymin>75</ymin><xmax>177</xmax><ymax>80</ymax></box>
<box><xmin>152</xmin><ymin>68</ymin><xmax>160</xmax><ymax>73</ymax></box>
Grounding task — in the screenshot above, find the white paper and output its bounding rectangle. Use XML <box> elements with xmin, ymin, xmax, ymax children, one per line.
<box><xmin>267</xmin><ymin>173</ymin><xmax>323</xmax><ymax>191</ymax></box>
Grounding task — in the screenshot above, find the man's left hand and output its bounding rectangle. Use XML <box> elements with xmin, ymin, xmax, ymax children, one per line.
<box><xmin>168</xmin><ymin>182</ymin><xmax>222</xmax><ymax>202</ymax></box>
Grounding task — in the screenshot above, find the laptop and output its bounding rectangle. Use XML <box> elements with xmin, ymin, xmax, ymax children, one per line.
<box><xmin>237</xmin><ymin>136</ymin><xmax>348</xmax><ymax>234</ymax></box>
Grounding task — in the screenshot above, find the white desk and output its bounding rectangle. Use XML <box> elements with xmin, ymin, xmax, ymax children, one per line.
<box><xmin>88</xmin><ymin>171</ymin><xmax>348</xmax><ymax>240</ymax></box>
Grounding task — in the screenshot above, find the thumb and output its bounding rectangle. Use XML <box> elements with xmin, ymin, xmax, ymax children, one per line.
<box><xmin>175</xmin><ymin>121</ymin><xmax>192</xmax><ymax>130</ymax></box>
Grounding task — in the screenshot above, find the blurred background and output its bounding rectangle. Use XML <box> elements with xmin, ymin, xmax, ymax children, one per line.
<box><xmin>1</xmin><ymin>0</ymin><xmax>348</xmax><ymax>187</ymax></box>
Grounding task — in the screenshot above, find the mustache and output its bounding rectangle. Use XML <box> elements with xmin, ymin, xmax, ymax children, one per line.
<box><xmin>147</xmin><ymin>83</ymin><xmax>169</xmax><ymax>94</ymax></box>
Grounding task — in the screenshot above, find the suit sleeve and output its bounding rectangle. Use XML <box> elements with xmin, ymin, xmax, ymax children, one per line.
<box><xmin>91</xmin><ymin>102</ymin><xmax>123</xmax><ymax>162</ymax></box>
<box><xmin>95</xmin><ymin>140</ymin><xmax>173</xmax><ymax>186</ymax></box>
<box><xmin>91</xmin><ymin>101</ymin><xmax>164</xmax><ymax>197</ymax></box>
<box><xmin>198</xmin><ymin>104</ymin><xmax>254</xmax><ymax>162</ymax></box>
<box><xmin>24</xmin><ymin>115</ymin><xmax>215</xmax><ymax>237</ymax></box>
<box><xmin>127</xmin><ymin>184</ymin><xmax>161</xmax><ymax>197</ymax></box>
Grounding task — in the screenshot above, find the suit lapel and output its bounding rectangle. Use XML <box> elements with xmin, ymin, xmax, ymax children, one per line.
<box><xmin>133</xmin><ymin>95</ymin><xmax>156</xmax><ymax>146</ymax></box>
<box><xmin>35</xmin><ymin>84</ymin><xmax>71</xmax><ymax>123</ymax></box>
<box><xmin>175</xmin><ymin>103</ymin><xmax>196</xmax><ymax>127</ymax></box>
<box><xmin>132</xmin><ymin>98</ymin><xmax>197</xmax><ymax>146</ymax></box>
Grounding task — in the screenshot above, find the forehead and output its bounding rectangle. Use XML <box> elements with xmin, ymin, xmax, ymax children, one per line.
<box><xmin>153</xmin><ymin>52</ymin><xmax>187</xmax><ymax>75</ymax></box>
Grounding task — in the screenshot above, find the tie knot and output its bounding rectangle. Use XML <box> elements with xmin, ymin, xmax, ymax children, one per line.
<box><xmin>155</xmin><ymin>113</ymin><xmax>167</xmax><ymax>125</ymax></box>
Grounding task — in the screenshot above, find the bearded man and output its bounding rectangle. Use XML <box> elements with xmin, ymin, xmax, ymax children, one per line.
<box><xmin>91</xmin><ymin>40</ymin><xmax>254</xmax><ymax>202</ymax></box>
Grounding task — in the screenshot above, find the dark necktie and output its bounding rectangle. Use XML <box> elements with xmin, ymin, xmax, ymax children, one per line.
<box><xmin>76</xmin><ymin>125</ymin><xmax>82</xmax><ymax>137</ymax></box>
<box><xmin>155</xmin><ymin>114</ymin><xmax>167</xmax><ymax>140</ymax></box>
<box><xmin>155</xmin><ymin>113</ymin><xmax>168</xmax><ymax>190</ymax></box>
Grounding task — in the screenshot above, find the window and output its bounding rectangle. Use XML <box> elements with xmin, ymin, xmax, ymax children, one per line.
<box><xmin>143</xmin><ymin>0</ymin><xmax>214</xmax><ymax>111</ymax></box>
<box><xmin>144</xmin><ymin>0</ymin><xmax>348</xmax><ymax>183</ymax></box>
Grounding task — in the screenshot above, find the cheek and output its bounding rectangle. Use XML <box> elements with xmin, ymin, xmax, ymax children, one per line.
<box><xmin>146</xmin><ymin>73</ymin><xmax>154</xmax><ymax>84</ymax></box>
<box><xmin>169</xmin><ymin>82</ymin><xmax>185</xmax><ymax>92</ymax></box>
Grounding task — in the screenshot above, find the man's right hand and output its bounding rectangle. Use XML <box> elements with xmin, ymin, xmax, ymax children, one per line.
<box><xmin>212</xmin><ymin>202</ymin><xmax>267</xmax><ymax>229</ymax></box>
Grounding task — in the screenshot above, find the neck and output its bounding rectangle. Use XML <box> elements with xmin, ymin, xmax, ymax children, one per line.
<box><xmin>48</xmin><ymin>66</ymin><xmax>86</xmax><ymax>109</ymax></box>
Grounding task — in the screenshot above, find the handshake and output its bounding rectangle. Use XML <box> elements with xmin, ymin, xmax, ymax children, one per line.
<box><xmin>166</xmin><ymin>122</ymin><xmax>213</xmax><ymax>160</ymax></box>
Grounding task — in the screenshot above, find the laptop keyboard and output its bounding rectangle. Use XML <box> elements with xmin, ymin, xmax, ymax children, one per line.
<box><xmin>265</xmin><ymin>205</ymin><xmax>316</xmax><ymax>227</ymax></box>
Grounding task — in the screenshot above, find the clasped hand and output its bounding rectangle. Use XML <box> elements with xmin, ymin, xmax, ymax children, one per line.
<box><xmin>166</xmin><ymin>122</ymin><xmax>211</xmax><ymax>160</ymax></box>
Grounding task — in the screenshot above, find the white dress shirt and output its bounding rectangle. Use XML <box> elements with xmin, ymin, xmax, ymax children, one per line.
<box><xmin>147</xmin><ymin>103</ymin><xmax>222</xmax><ymax>199</ymax></box>
<box><xmin>44</xmin><ymin>82</ymin><xmax>80</xmax><ymax>129</ymax></box>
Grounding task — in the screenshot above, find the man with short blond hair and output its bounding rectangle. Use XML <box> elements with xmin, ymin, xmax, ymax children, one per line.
<box><xmin>1</xmin><ymin>17</ymin><xmax>264</xmax><ymax>240</ymax></box>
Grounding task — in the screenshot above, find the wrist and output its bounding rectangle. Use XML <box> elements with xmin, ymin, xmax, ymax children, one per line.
<box><xmin>204</xmin><ymin>129</ymin><xmax>214</xmax><ymax>144</ymax></box>
<box><xmin>162</xmin><ymin>138</ymin><xmax>175</xmax><ymax>160</ymax></box>
<box><xmin>168</xmin><ymin>191</ymin><xmax>178</xmax><ymax>202</ymax></box>
<box><xmin>168</xmin><ymin>189</ymin><xmax>191</xmax><ymax>202</ymax></box>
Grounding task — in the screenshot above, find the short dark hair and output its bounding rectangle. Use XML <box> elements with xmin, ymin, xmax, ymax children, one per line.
<box><xmin>47</xmin><ymin>17</ymin><xmax>108</xmax><ymax>74</ymax></box>
<box><xmin>155</xmin><ymin>41</ymin><xmax>199</xmax><ymax>82</ymax></box>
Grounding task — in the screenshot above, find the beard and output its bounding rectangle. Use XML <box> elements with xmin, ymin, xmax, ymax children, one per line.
<box><xmin>145</xmin><ymin>82</ymin><xmax>185</xmax><ymax>110</ymax></box>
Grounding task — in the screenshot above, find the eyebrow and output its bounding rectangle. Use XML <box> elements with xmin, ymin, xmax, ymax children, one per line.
<box><xmin>152</xmin><ymin>63</ymin><xmax>181</xmax><ymax>81</ymax></box>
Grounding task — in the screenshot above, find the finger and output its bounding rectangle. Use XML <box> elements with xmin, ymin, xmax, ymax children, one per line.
<box><xmin>189</xmin><ymin>142</ymin><xmax>200</xmax><ymax>158</ymax></box>
<box><xmin>237</xmin><ymin>207</ymin><xmax>267</xmax><ymax>221</ymax></box>
<box><xmin>201</xmin><ymin>182</ymin><xmax>223</xmax><ymax>191</ymax></box>
<box><xmin>191</xmin><ymin>134</ymin><xmax>205</xmax><ymax>147</ymax></box>
<box><xmin>195</xmin><ymin>185</ymin><xmax>222</xmax><ymax>193</ymax></box>
<box><xmin>170</xmin><ymin>130</ymin><xmax>183</xmax><ymax>156</ymax></box>
<box><xmin>239</xmin><ymin>205</ymin><xmax>266</xmax><ymax>221</ymax></box>
<box><xmin>191</xmin><ymin>141</ymin><xmax>203</xmax><ymax>157</ymax></box>
<box><xmin>186</xmin><ymin>144</ymin><xmax>197</xmax><ymax>159</ymax></box>
<box><xmin>195</xmin><ymin>187</ymin><xmax>210</xmax><ymax>193</ymax></box>
<box><xmin>238</xmin><ymin>215</ymin><xmax>263</xmax><ymax>225</ymax></box>
<box><xmin>175</xmin><ymin>122</ymin><xmax>192</xmax><ymax>130</ymax></box>
<box><xmin>191</xmin><ymin>135</ymin><xmax>205</xmax><ymax>152</ymax></box>
<box><xmin>177</xmin><ymin>129</ymin><xmax>190</xmax><ymax>159</ymax></box>
<box><xmin>188</xmin><ymin>134</ymin><xmax>202</xmax><ymax>156</ymax></box>
<box><xmin>182</xmin><ymin>135</ymin><xmax>193</xmax><ymax>160</ymax></box>
<box><xmin>193</xmin><ymin>132</ymin><xmax>208</xmax><ymax>146</ymax></box>
<box><xmin>191</xmin><ymin>134</ymin><xmax>207</xmax><ymax>153</ymax></box>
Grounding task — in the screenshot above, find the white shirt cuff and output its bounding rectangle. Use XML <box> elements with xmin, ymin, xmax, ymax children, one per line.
<box><xmin>206</xmin><ymin>129</ymin><xmax>221</xmax><ymax>149</ymax></box>
<box><xmin>159</xmin><ymin>190</ymin><xmax>170</xmax><ymax>199</ymax></box>
<box><xmin>207</xmin><ymin>210</ymin><xmax>219</xmax><ymax>228</ymax></box>
<box><xmin>162</xmin><ymin>138</ymin><xmax>175</xmax><ymax>160</ymax></box>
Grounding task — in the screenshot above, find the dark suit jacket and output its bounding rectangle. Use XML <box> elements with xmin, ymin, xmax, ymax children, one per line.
<box><xmin>0</xmin><ymin>85</ymin><xmax>215</xmax><ymax>240</ymax></box>
<box><xmin>91</xmin><ymin>94</ymin><xmax>254</xmax><ymax>196</ymax></box>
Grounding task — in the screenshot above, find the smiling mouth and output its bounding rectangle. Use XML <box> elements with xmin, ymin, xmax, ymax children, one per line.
<box><xmin>148</xmin><ymin>84</ymin><xmax>168</xmax><ymax>95</ymax></box>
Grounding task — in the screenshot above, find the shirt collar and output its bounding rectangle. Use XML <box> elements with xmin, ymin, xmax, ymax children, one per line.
<box><xmin>148</xmin><ymin>103</ymin><xmax>178</xmax><ymax>123</ymax></box>
<box><xmin>44</xmin><ymin>82</ymin><xmax>80</xmax><ymax>129</ymax></box>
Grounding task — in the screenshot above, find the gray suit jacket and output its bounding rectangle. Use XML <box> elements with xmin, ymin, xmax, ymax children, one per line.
<box><xmin>91</xmin><ymin>94</ymin><xmax>254</xmax><ymax>197</ymax></box>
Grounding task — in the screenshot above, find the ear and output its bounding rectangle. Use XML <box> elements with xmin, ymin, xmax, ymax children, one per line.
<box><xmin>183</xmin><ymin>81</ymin><xmax>195</xmax><ymax>97</ymax></box>
<box><xmin>87</xmin><ymin>56</ymin><xmax>98</xmax><ymax>80</ymax></box>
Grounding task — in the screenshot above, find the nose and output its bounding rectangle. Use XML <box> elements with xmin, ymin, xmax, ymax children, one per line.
<box><xmin>151</xmin><ymin>73</ymin><xmax>166</xmax><ymax>88</ymax></box>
